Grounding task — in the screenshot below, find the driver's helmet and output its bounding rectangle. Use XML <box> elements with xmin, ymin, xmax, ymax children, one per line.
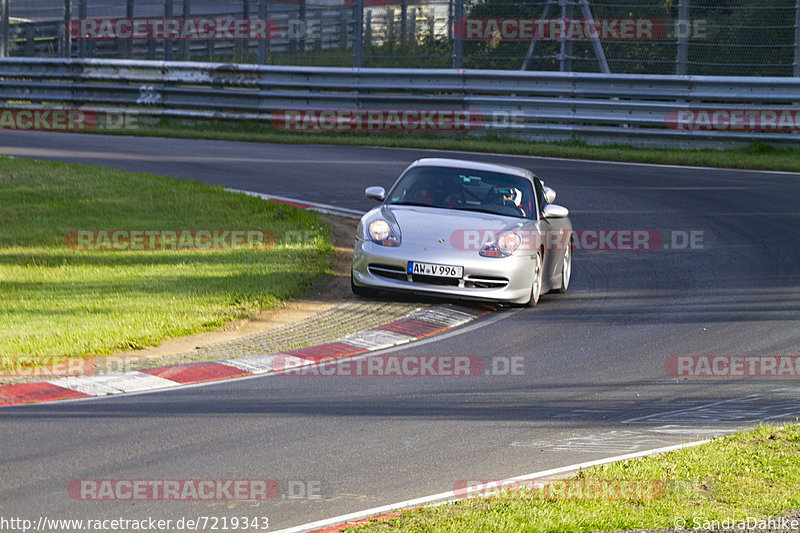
<box><xmin>498</xmin><ymin>187</ymin><xmax>521</xmax><ymax>205</ymax></box>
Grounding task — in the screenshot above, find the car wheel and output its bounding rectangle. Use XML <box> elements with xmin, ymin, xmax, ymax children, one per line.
<box><xmin>527</xmin><ymin>252</ymin><xmax>543</xmax><ymax>307</ymax></box>
<box><xmin>557</xmin><ymin>246</ymin><xmax>571</xmax><ymax>293</ymax></box>
<box><xmin>351</xmin><ymin>271</ymin><xmax>379</xmax><ymax>298</ymax></box>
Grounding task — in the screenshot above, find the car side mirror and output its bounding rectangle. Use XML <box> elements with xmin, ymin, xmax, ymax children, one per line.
<box><xmin>542</xmin><ymin>204</ymin><xmax>569</xmax><ymax>219</ymax></box>
<box><xmin>543</xmin><ymin>186</ymin><xmax>556</xmax><ymax>204</ymax></box>
<box><xmin>365</xmin><ymin>186</ymin><xmax>385</xmax><ymax>202</ymax></box>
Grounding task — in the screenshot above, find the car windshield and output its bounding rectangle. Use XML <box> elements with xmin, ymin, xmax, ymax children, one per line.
<box><xmin>385</xmin><ymin>166</ymin><xmax>536</xmax><ymax>219</ymax></box>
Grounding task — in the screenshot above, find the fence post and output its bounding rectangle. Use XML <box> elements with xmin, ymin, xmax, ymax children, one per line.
<box><xmin>559</xmin><ymin>0</ymin><xmax>572</xmax><ymax>72</ymax></box>
<box><xmin>400</xmin><ymin>0</ymin><xmax>407</xmax><ymax>45</ymax></box>
<box><xmin>299</xmin><ymin>0</ymin><xmax>306</xmax><ymax>53</ymax></box>
<box><xmin>452</xmin><ymin>0</ymin><xmax>463</xmax><ymax>68</ymax></box>
<box><xmin>63</xmin><ymin>0</ymin><xmax>72</xmax><ymax>57</ymax></box>
<box><xmin>258</xmin><ymin>0</ymin><xmax>267</xmax><ymax>64</ymax></box>
<box><xmin>182</xmin><ymin>0</ymin><xmax>190</xmax><ymax>59</ymax></box>
<box><xmin>238</xmin><ymin>0</ymin><xmax>249</xmax><ymax>58</ymax></box>
<box><xmin>794</xmin><ymin>0</ymin><xmax>800</xmax><ymax>76</ymax></box>
<box><xmin>365</xmin><ymin>11</ymin><xmax>372</xmax><ymax>48</ymax></box>
<box><xmin>164</xmin><ymin>0</ymin><xmax>173</xmax><ymax>60</ymax></box>
<box><xmin>125</xmin><ymin>0</ymin><xmax>134</xmax><ymax>58</ymax></box>
<box><xmin>353</xmin><ymin>0</ymin><xmax>363</xmax><ymax>67</ymax></box>
<box><xmin>25</xmin><ymin>24</ymin><xmax>35</xmax><ymax>56</ymax></box>
<box><xmin>409</xmin><ymin>7</ymin><xmax>416</xmax><ymax>45</ymax></box>
<box><xmin>78</xmin><ymin>0</ymin><xmax>86</xmax><ymax>57</ymax></box>
<box><xmin>0</xmin><ymin>0</ymin><xmax>8</xmax><ymax>58</ymax></box>
<box><xmin>676</xmin><ymin>0</ymin><xmax>689</xmax><ymax>75</ymax></box>
<box><xmin>340</xmin><ymin>9</ymin><xmax>348</xmax><ymax>49</ymax></box>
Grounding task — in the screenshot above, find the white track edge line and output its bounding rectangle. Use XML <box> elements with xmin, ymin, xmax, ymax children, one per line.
<box><xmin>226</xmin><ymin>188</ymin><xmax>364</xmax><ymax>217</ymax></box>
<box><xmin>272</xmin><ymin>439</ymin><xmax>711</xmax><ymax>533</ymax></box>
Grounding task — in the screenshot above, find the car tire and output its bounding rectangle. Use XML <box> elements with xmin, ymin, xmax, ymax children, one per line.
<box><xmin>351</xmin><ymin>271</ymin><xmax>379</xmax><ymax>298</ymax></box>
<box><xmin>526</xmin><ymin>252</ymin><xmax>543</xmax><ymax>307</ymax></box>
<box><xmin>557</xmin><ymin>246</ymin><xmax>571</xmax><ymax>293</ymax></box>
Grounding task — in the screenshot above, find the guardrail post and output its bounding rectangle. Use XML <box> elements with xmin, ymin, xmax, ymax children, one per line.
<box><xmin>78</xmin><ymin>0</ymin><xmax>86</xmax><ymax>57</ymax></box>
<box><xmin>164</xmin><ymin>0</ymin><xmax>173</xmax><ymax>61</ymax></box>
<box><xmin>62</xmin><ymin>0</ymin><xmax>72</xmax><ymax>57</ymax></box>
<box><xmin>1</xmin><ymin>0</ymin><xmax>9</xmax><ymax>58</ymax></box>
<box><xmin>353</xmin><ymin>0</ymin><xmax>363</xmax><ymax>67</ymax></box>
<box><xmin>676</xmin><ymin>0</ymin><xmax>689</xmax><ymax>75</ymax></box>
<box><xmin>795</xmin><ymin>0</ymin><xmax>800</xmax><ymax>76</ymax></box>
<box><xmin>452</xmin><ymin>0</ymin><xmax>463</xmax><ymax>68</ymax></box>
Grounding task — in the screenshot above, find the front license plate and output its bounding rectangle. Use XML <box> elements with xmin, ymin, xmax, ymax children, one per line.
<box><xmin>408</xmin><ymin>261</ymin><xmax>463</xmax><ymax>278</ymax></box>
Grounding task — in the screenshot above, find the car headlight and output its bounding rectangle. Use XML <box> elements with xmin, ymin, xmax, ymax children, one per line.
<box><xmin>498</xmin><ymin>232</ymin><xmax>521</xmax><ymax>252</ymax></box>
<box><xmin>368</xmin><ymin>219</ymin><xmax>400</xmax><ymax>247</ymax></box>
<box><xmin>479</xmin><ymin>231</ymin><xmax>521</xmax><ymax>258</ymax></box>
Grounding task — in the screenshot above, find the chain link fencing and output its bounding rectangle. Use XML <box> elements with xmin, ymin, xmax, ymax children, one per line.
<box><xmin>1</xmin><ymin>0</ymin><xmax>798</xmax><ymax>75</ymax></box>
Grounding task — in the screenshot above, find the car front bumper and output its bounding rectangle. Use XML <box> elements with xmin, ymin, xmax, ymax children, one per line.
<box><xmin>352</xmin><ymin>237</ymin><xmax>536</xmax><ymax>304</ymax></box>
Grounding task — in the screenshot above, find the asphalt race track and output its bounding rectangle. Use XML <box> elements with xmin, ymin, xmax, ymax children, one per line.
<box><xmin>1</xmin><ymin>131</ymin><xmax>799</xmax><ymax>530</ymax></box>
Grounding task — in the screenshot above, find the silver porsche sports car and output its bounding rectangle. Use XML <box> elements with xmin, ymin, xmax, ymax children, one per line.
<box><xmin>351</xmin><ymin>158</ymin><xmax>573</xmax><ymax>306</ymax></box>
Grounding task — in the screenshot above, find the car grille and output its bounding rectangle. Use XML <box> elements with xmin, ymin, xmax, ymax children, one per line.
<box><xmin>368</xmin><ymin>263</ymin><xmax>509</xmax><ymax>290</ymax></box>
<box><xmin>464</xmin><ymin>276</ymin><xmax>508</xmax><ymax>289</ymax></box>
<box><xmin>368</xmin><ymin>263</ymin><xmax>406</xmax><ymax>281</ymax></box>
<box><xmin>411</xmin><ymin>274</ymin><xmax>460</xmax><ymax>286</ymax></box>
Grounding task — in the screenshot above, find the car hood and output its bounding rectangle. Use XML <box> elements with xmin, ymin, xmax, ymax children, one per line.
<box><xmin>386</xmin><ymin>205</ymin><xmax>527</xmax><ymax>247</ymax></box>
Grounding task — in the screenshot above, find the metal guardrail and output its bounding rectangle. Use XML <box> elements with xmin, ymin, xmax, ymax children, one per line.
<box><xmin>1</xmin><ymin>57</ymin><xmax>798</xmax><ymax>148</ymax></box>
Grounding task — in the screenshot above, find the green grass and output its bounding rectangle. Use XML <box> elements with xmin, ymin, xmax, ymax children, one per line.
<box><xmin>0</xmin><ymin>156</ymin><xmax>333</xmax><ymax>361</ymax></box>
<box><xmin>344</xmin><ymin>423</ymin><xmax>800</xmax><ymax>532</ymax></box>
<box><xmin>112</xmin><ymin>119</ymin><xmax>800</xmax><ymax>173</ymax></box>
